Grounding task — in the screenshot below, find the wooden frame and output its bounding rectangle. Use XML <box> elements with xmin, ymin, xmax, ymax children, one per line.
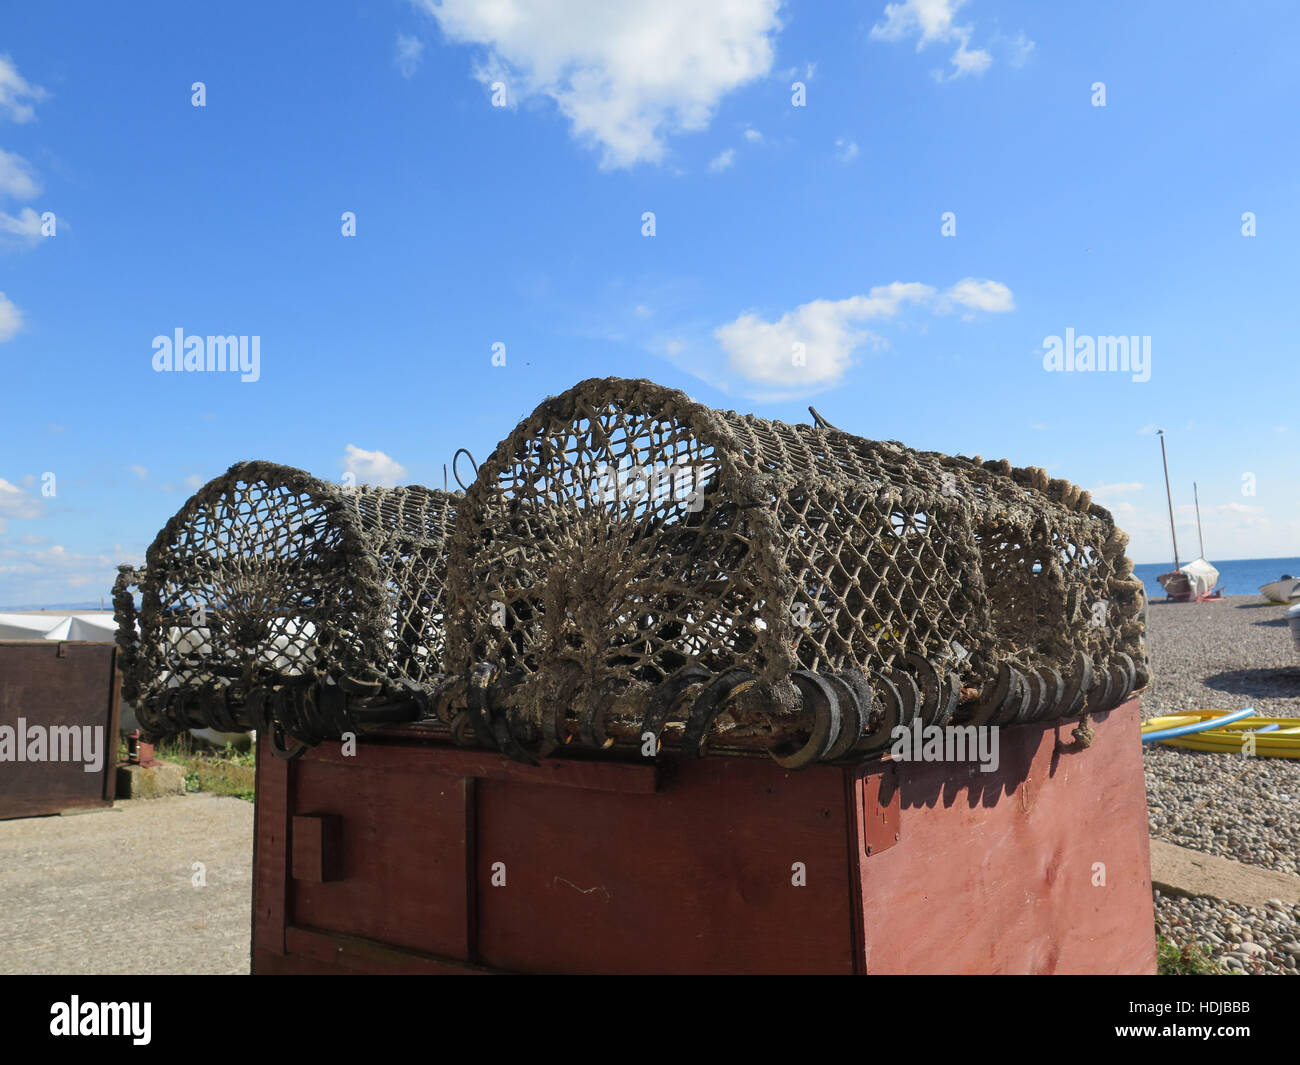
<box><xmin>252</xmin><ymin>698</ymin><xmax>1156</xmax><ymax>975</ymax></box>
<box><xmin>0</xmin><ymin>641</ymin><xmax>121</xmax><ymax>820</ymax></box>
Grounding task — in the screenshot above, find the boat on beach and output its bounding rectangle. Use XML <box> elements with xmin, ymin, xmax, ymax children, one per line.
<box><xmin>1154</xmin><ymin>433</ymin><xmax>1220</xmax><ymax>601</ymax></box>
<box><xmin>1259</xmin><ymin>575</ymin><xmax>1300</xmax><ymax>603</ymax></box>
<box><xmin>1158</xmin><ymin>556</ymin><xmax>1221</xmax><ymax>601</ymax></box>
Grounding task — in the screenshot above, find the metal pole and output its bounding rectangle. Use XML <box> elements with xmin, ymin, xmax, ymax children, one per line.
<box><xmin>1193</xmin><ymin>482</ymin><xmax>1205</xmax><ymax>560</ymax></box>
<box><xmin>1158</xmin><ymin>430</ymin><xmax>1181</xmax><ymax>571</ymax></box>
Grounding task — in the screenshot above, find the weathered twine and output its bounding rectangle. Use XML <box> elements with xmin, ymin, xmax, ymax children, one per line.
<box><xmin>114</xmin><ymin>460</ymin><xmax>458</xmax><ymax>752</ymax></box>
<box><xmin>114</xmin><ymin>379</ymin><xmax>1147</xmax><ymax>767</ymax></box>
<box><xmin>445</xmin><ymin>377</ymin><xmax>1147</xmax><ymax>766</ymax></box>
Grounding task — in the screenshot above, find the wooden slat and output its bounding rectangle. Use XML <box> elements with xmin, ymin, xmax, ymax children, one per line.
<box><xmin>464</xmin><ymin>777</ymin><xmax>479</xmax><ymax>964</ymax></box>
<box><xmin>104</xmin><ymin>648</ymin><xmax>122</xmax><ymax>802</ymax></box>
<box><xmin>289</xmin><ymin>763</ymin><xmax>474</xmax><ymax>959</ymax></box>
<box><xmin>305</xmin><ymin>740</ymin><xmax>661</xmax><ymax>794</ymax></box>
<box><xmin>475</xmin><ymin>757</ymin><xmax>856</xmax><ymax>974</ymax></box>
<box><xmin>851</xmin><ymin>697</ymin><xmax>1156</xmax><ymax>975</ymax></box>
<box><xmin>0</xmin><ymin>642</ymin><xmax>119</xmax><ymax>819</ymax></box>
<box><xmin>283</xmin><ymin>926</ymin><xmax>497</xmax><ymax>974</ymax></box>
<box><xmin>251</xmin><ymin>740</ymin><xmax>293</xmax><ymax>959</ymax></box>
<box><xmin>291</xmin><ymin>814</ymin><xmax>344</xmax><ymax>883</ymax></box>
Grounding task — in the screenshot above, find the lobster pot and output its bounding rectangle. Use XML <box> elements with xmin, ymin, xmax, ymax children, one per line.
<box><xmin>950</xmin><ymin>457</ymin><xmax>1147</xmax><ymax>724</ymax></box>
<box><xmin>114</xmin><ymin>461</ymin><xmax>457</xmax><ymax>748</ymax></box>
<box><xmin>447</xmin><ymin>377</ymin><xmax>1147</xmax><ymax>768</ymax></box>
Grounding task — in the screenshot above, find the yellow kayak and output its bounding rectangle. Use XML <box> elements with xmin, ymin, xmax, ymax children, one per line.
<box><xmin>1142</xmin><ymin>711</ymin><xmax>1300</xmax><ymax>758</ymax></box>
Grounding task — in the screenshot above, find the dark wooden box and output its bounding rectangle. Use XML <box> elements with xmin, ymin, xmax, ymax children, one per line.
<box><xmin>0</xmin><ymin>642</ymin><xmax>121</xmax><ymax>820</ymax></box>
<box><xmin>252</xmin><ymin>697</ymin><xmax>1156</xmax><ymax>974</ymax></box>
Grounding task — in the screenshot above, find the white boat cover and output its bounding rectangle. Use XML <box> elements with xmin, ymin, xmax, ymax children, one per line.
<box><xmin>1180</xmin><ymin>557</ymin><xmax>1220</xmax><ymax>598</ymax></box>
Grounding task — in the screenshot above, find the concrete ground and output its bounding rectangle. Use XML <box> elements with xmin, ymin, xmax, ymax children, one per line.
<box><xmin>0</xmin><ymin>794</ymin><xmax>253</xmax><ymax>975</ymax></box>
<box><xmin>1</xmin><ymin>748</ymin><xmax>1292</xmax><ymax>975</ymax></box>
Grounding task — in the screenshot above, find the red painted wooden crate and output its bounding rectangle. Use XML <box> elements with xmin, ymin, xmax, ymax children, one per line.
<box><xmin>0</xmin><ymin>642</ymin><xmax>121</xmax><ymax>820</ymax></box>
<box><xmin>252</xmin><ymin>696</ymin><xmax>1156</xmax><ymax>975</ymax></box>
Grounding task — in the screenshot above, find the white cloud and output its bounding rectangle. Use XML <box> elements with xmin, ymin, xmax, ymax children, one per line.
<box><xmin>342</xmin><ymin>444</ymin><xmax>407</xmax><ymax>487</ymax></box>
<box><xmin>0</xmin><ymin>291</ymin><xmax>21</xmax><ymax>342</ymax></box>
<box><xmin>0</xmin><ymin>55</ymin><xmax>46</xmax><ymax>123</ymax></box>
<box><xmin>395</xmin><ymin>33</ymin><xmax>425</xmax><ymax>77</ymax></box>
<box><xmin>0</xmin><ymin>543</ymin><xmax>114</xmax><ymax>578</ymax></box>
<box><xmin>946</xmin><ymin>35</ymin><xmax>992</xmax><ymax>79</ymax></box>
<box><xmin>715</xmin><ymin>283</ymin><xmax>932</xmax><ymax>388</ymax></box>
<box><xmin>0</xmin><ymin>477</ymin><xmax>41</xmax><ymax>533</ymax></box>
<box><xmin>129</xmin><ymin>465</ymin><xmax>148</xmax><ymax>480</ymax></box>
<box><xmin>714</xmin><ymin>278</ymin><xmax>1014</xmax><ymax>390</ymax></box>
<box><xmin>0</xmin><ymin>537</ymin><xmax>140</xmax><ymax>606</ymax></box>
<box><xmin>0</xmin><ymin>206</ymin><xmax>42</xmax><ymax>246</ymax></box>
<box><xmin>0</xmin><ymin>478</ymin><xmax>40</xmax><ymax>518</ymax></box>
<box><xmin>183</xmin><ymin>473</ymin><xmax>204</xmax><ymax>491</ymax></box>
<box><xmin>743</xmin><ymin>127</ymin><xmax>762</xmax><ymax>142</ymax></box>
<box><xmin>1005</xmin><ymin>30</ymin><xmax>1035</xmax><ymax>68</ymax></box>
<box><xmin>418</xmin><ymin>0</ymin><xmax>782</xmax><ymax>168</ymax></box>
<box><xmin>872</xmin><ymin>0</ymin><xmax>960</xmax><ymax>45</ymax></box>
<box><xmin>834</xmin><ymin>137</ymin><xmax>859</xmax><ymax>161</ymax></box>
<box><xmin>0</xmin><ymin>148</ymin><xmax>40</xmax><ymax>200</ymax></box>
<box><xmin>1093</xmin><ymin>482</ymin><xmax>1144</xmax><ymax>497</ymax></box>
<box><xmin>871</xmin><ymin>0</ymin><xmax>1012</xmax><ymax>81</ymax></box>
<box><xmin>940</xmin><ymin>277</ymin><xmax>1014</xmax><ymax>313</ymax></box>
<box><xmin>777</xmin><ymin>62</ymin><xmax>816</xmax><ymax>82</ymax></box>
<box><xmin>708</xmin><ymin>148</ymin><xmax>735</xmax><ymax>172</ymax></box>
<box><xmin>1077</xmin><ymin>489</ymin><xmax>1300</xmax><ymax>564</ymax></box>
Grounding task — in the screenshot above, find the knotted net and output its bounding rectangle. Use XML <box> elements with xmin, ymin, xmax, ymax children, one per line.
<box><xmin>445</xmin><ymin>377</ymin><xmax>1147</xmax><ymax>767</ymax></box>
<box><xmin>113</xmin><ymin>460</ymin><xmax>457</xmax><ymax>749</ymax></box>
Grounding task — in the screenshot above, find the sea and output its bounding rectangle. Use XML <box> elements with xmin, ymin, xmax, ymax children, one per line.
<box><xmin>7</xmin><ymin>557</ymin><xmax>1300</xmax><ymax>613</ymax></box>
<box><xmin>1133</xmin><ymin>556</ymin><xmax>1300</xmax><ymax>601</ymax></box>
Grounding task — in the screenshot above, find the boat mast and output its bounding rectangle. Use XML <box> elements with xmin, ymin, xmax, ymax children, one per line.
<box><xmin>1158</xmin><ymin>430</ymin><xmax>1181</xmax><ymax>571</ymax></box>
<box><xmin>1193</xmin><ymin>481</ymin><xmax>1205</xmax><ymax>559</ymax></box>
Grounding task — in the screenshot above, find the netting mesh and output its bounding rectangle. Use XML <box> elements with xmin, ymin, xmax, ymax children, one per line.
<box><xmin>114</xmin><ymin>461</ymin><xmax>457</xmax><ymax>748</ymax></box>
<box><xmin>446</xmin><ymin>378</ymin><xmax>1147</xmax><ymax>766</ymax></box>
<box><xmin>111</xmin><ymin>378</ymin><xmax>1147</xmax><ymax>768</ymax></box>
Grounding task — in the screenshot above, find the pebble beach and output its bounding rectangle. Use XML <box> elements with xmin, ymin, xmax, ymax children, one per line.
<box><xmin>1140</xmin><ymin>594</ymin><xmax>1300</xmax><ymax>974</ymax></box>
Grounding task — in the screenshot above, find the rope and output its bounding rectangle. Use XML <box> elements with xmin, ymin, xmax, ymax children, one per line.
<box><xmin>1056</xmin><ymin>711</ymin><xmax>1095</xmax><ymax>754</ymax></box>
<box><xmin>115</xmin><ymin>377</ymin><xmax>1148</xmax><ymax>761</ymax></box>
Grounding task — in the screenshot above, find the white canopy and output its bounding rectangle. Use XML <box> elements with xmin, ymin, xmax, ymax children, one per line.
<box><xmin>0</xmin><ymin>613</ymin><xmax>66</xmax><ymax>639</ymax></box>
<box><xmin>0</xmin><ymin>611</ymin><xmax>119</xmax><ymax>641</ymax></box>
<box><xmin>63</xmin><ymin>614</ymin><xmax>120</xmax><ymax>641</ymax></box>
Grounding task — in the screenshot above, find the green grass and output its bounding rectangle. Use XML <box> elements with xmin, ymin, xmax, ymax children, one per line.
<box><xmin>1156</xmin><ymin>933</ymin><xmax>1224</xmax><ymax>975</ymax></box>
<box><xmin>148</xmin><ymin>733</ymin><xmax>257</xmax><ymax>802</ymax></box>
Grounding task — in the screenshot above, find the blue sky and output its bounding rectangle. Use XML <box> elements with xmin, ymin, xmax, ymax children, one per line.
<box><xmin>2</xmin><ymin>0</ymin><xmax>1298</xmax><ymax>606</ymax></box>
